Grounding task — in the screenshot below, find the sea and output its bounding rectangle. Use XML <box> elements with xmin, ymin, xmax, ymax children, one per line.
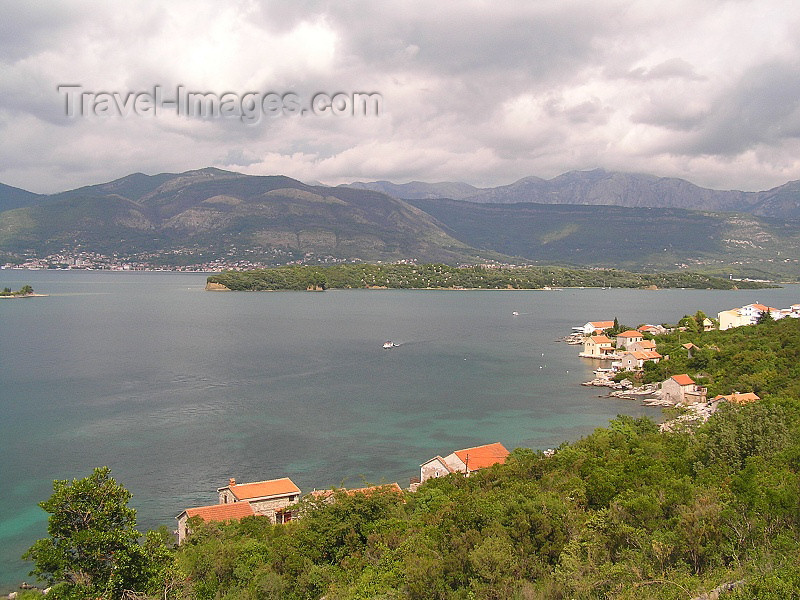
<box><xmin>1</xmin><ymin>270</ymin><xmax>798</xmax><ymax>590</ymax></box>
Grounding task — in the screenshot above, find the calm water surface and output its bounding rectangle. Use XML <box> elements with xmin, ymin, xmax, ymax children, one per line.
<box><xmin>1</xmin><ymin>271</ymin><xmax>797</xmax><ymax>589</ymax></box>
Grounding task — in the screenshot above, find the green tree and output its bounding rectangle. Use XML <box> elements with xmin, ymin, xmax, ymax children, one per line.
<box><xmin>19</xmin><ymin>284</ymin><xmax>33</xmax><ymax>295</ymax></box>
<box><xmin>757</xmin><ymin>310</ymin><xmax>774</xmax><ymax>324</ymax></box>
<box><xmin>23</xmin><ymin>467</ymin><xmax>173</xmax><ymax>600</ymax></box>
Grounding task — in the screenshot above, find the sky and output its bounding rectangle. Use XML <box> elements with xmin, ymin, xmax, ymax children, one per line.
<box><xmin>2</xmin><ymin>0</ymin><xmax>800</xmax><ymax>194</ymax></box>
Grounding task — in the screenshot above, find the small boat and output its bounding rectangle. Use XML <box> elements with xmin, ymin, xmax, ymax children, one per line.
<box><xmin>383</xmin><ymin>341</ymin><xmax>398</xmax><ymax>349</ymax></box>
<box><xmin>512</xmin><ymin>311</ymin><xmax>519</xmax><ymax>316</ymax></box>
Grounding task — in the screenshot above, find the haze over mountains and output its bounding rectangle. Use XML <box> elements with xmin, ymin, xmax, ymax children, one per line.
<box><xmin>1</xmin><ymin>168</ymin><xmax>800</xmax><ymax>279</ymax></box>
<box><xmin>345</xmin><ymin>169</ymin><xmax>800</xmax><ymax>219</ymax></box>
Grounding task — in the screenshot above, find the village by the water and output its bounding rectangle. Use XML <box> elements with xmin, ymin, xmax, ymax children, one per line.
<box><xmin>173</xmin><ymin>299</ymin><xmax>800</xmax><ymax>546</ymax></box>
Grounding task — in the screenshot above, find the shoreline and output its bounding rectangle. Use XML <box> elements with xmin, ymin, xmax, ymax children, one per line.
<box><xmin>0</xmin><ymin>293</ymin><xmax>48</xmax><ymax>299</ymax></box>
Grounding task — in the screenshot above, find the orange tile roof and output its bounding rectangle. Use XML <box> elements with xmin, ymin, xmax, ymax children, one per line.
<box><xmin>589</xmin><ymin>321</ymin><xmax>614</xmax><ymax>328</ymax></box>
<box><xmin>629</xmin><ymin>351</ymin><xmax>662</xmax><ymax>360</ymax></box>
<box><xmin>634</xmin><ymin>340</ymin><xmax>657</xmax><ymax>349</ymax></box>
<box><xmin>453</xmin><ymin>442</ymin><xmax>509</xmax><ymax>471</ymax></box>
<box><xmin>617</xmin><ymin>330</ymin><xmax>643</xmax><ymax>338</ymax></box>
<box><xmin>590</xmin><ymin>335</ymin><xmax>613</xmax><ymax>344</ymax></box>
<box><xmin>749</xmin><ymin>303</ymin><xmax>774</xmax><ymax>311</ymax></box>
<box><xmin>671</xmin><ymin>374</ymin><xmax>695</xmax><ymax>386</ymax></box>
<box><xmin>182</xmin><ymin>502</ymin><xmax>254</xmax><ymax>522</ymax></box>
<box><xmin>714</xmin><ymin>392</ymin><xmax>760</xmax><ymax>405</ymax></box>
<box><xmin>310</xmin><ymin>483</ymin><xmax>403</xmax><ymax>499</ymax></box>
<box><xmin>226</xmin><ymin>477</ymin><xmax>301</xmax><ymax>501</ymax></box>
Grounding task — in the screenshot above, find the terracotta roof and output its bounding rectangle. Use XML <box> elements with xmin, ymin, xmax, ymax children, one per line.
<box><xmin>589</xmin><ymin>321</ymin><xmax>614</xmax><ymax>328</ymax></box>
<box><xmin>714</xmin><ymin>392</ymin><xmax>760</xmax><ymax>405</ymax></box>
<box><xmin>748</xmin><ymin>303</ymin><xmax>774</xmax><ymax>312</ymax></box>
<box><xmin>629</xmin><ymin>351</ymin><xmax>662</xmax><ymax>360</ymax></box>
<box><xmin>670</xmin><ymin>374</ymin><xmax>695</xmax><ymax>386</ymax></box>
<box><xmin>453</xmin><ymin>442</ymin><xmax>509</xmax><ymax>471</ymax></box>
<box><xmin>589</xmin><ymin>335</ymin><xmax>613</xmax><ymax>344</ymax></box>
<box><xmin>634</xmin><ymin>340</ymin><xmax>657</xmax><ymax>350</ymax></box>
<box><xmin>181</xmin><ymin>502</ymin><xmax>254</xmax><ymax>522</ymax></box>
<box><xmin>682</xmin><ymin>343</ymin><xmax>698</xmax><ymax>349</ymax></box>
<box><xmin>224</xmin><ymin>477</ymin><xmax>301</xmax><ymax>501</ymax></box>
<box><xmin>310</xmin><ymin>483</ymin><xmax>403</xmax><ymax>499</ymax></box>
<box><xmin>617</xmin><ymin>330</ymin><xmax>643</xmax><ymax>338</ymax></box>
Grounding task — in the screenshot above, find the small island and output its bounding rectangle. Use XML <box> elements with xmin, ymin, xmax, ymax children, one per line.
<box><xmin>206</xmin><ymin>263</ymin><xmax>774</xmax><ymax>292</ymax></box>
<box><xmin>0</xmin><ymin>284</ymin><xmax>46</xmax><ymax>298</ymax></box>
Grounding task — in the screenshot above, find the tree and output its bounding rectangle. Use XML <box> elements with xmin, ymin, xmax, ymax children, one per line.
<box><xmin>756</xmin><ymin>310</ymin><xmax>774</xmax><ymax>325</ymax></box>
<box><xmin>19</xmin><ymin>284</ymin><xmax>33</xmax><ymax>295</ymax></box>
<box><xmin>23</xmin><ymin>467</ymin><xmax>173</xmax><ymax>600</ymax></box>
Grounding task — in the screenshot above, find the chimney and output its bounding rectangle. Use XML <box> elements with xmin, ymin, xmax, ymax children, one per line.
<box><xmin>229</xmin><ymin>477</ymin><xmax>236</xmax><ymax>486</ymax></box>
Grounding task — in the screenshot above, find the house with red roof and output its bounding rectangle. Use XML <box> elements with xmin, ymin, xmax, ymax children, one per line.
<box><xmin>420</xmin><ymin>442</ymin><xmax>510</xmax><ymax>483</ymax></box>
<box><xmin>580</xmin><ymin>335</ymin><xmax>616</xmax><ymax>358</ymax></box>
<box><xmin>580</xmin><ymin>320</ymin><xmax>615</xmax><ymax>335</ymax></box>
<box><xmin>661</xmin><ymin>374</ymin><xmax>707</xmax><ymax>405</ymax></box>
<box><xmin>308</xmin><ymin>483</ymin><xmax>403</xmax><ymax>503</ymax></box>
<box><xmin>217</xmin><ymin>476</ymin><xmax>301</xmax><ymax>524</ymax></box>
<box><xmin>712</xmin><ymin>392</ymin><xmax>760</xmax><ymax>406</ymax></box>
<box><xmin>176</xmin><ymin>502</ymin><xmax>254</xmax><ymax>544</ymax></box>
<box><xmin>615</xmin><ymin>330</ymin><xmax>644</xmax><ymax>350</ymax></box>
<box><xmin>629</xmin><ymin>339</ymin><xmax>658</xmax><ymax>352</ymax></box>
<box><xmin>616</xmin><ymin>350</ymin><xmax>662</xmax><ymax>371</ymax></box>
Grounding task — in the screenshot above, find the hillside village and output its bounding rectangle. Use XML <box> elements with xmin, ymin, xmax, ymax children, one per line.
<box><xmin>173</xmin><ymin>301</ymin><xmax>800</xmax><ymax>544</ymax></box>
<box><xmin>176</xmin><ymin>442</ymin><xmax>511</xmax><ymax>543</ymax></box>
<box><xmin>575</xmin><ymin>301</ymin><xmax>800</xmax><ymax>428</ymax></box>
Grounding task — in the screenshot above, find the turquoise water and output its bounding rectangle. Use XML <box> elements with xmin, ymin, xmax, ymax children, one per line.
<box><xmin>1</xmin><ymin>271</ymin><xmax>798</xmax><ymax>590</ymax></box>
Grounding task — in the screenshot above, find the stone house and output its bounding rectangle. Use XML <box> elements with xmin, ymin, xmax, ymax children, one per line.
<box><xmin>615</xmin><ymin>330</ymin><xmax>644</xmax><ymax>350</ymax></box>
<box><xmin>617</xmin><ymin>350</ymin><xmax>662</xmax><ymax>371</ymax></box>
<box><xmin>629</xmin><ymin>339</ymin><xmax>657</xmax><ymax>353</ymax></box>
<box><xmin>420</xmin><ymin>442</ymin><xmax>509</xmax><ymax>483</ymax></box>
<box><xmin>661</xmin><ymin>374</ymin><xmax>707</xmax><ymax>405</ymax></box>
<box><xmin>175</xmin><ymin>502</ymin><xmax>254</xmax><ymax>544</ymax></box>
<box><xmin>217</xmin><ymin>477</ymin><xmax>301</xmax><ymax>524</ymax></box>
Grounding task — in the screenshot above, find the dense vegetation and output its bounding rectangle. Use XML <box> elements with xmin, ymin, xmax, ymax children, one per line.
<box><xmin>206</xmin><ymin>264</ymin><xmax>769</xmax><ymax>291</ymax></box>
<box><xmin>23</xmin><ymin>318</ymin><xmax>800</xmax><ymax>599</ymax></box>
<box><xmin>0</xmin><ymin>284</ymin><xmax>33</xmax><ymax>296</ymax></box>
<box><xmin>616</xmin><ymin>313</ymin><xmax>800</xmax><ymax>398</ymax></box>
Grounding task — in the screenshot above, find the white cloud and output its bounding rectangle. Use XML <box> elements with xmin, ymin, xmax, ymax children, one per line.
<box><xmin>1</xmin><ymin>0</ymin><xmax>800</xmax><ymax>193</ymax></box>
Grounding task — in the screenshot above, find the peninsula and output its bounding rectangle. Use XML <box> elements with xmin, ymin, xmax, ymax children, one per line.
<box><xmin>206</xmin><ymin>263</ymin><xmax>772</xmax><ymax>291</ymax></box>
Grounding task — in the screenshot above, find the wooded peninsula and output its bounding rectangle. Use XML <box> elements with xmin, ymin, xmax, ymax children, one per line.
<box><xmin>206</xmin><ymin>264</ymin><xmax>771</xmax><ymax>292</ymax></box>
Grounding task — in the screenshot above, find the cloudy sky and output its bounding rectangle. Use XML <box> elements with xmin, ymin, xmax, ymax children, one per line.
<box><xmin>2</xmin><ymin>0</ymin><xmax>800</xmax><ymax>194</ymax></box>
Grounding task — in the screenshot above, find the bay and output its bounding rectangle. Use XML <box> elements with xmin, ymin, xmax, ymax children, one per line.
<box><xmin>1</xmin><ymin>270</ymin><xmax>797</xmax><ymax>590</ymax></box>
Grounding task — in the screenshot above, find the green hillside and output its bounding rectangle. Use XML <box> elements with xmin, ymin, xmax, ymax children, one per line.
<box><xmin>407</xmin><ymin>198</ymin><xmax>800</xmax><ymax>280</ymax></box>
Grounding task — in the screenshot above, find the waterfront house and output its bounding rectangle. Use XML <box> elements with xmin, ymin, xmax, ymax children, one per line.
<box><xmin>176</xmin><ymin>502</ymin><xmax>254</xmax><ymax>544</ymax></box>
<box><xmin>217</xmin><ymin>477</ymin><xmax>301</xmax><ymax>524</ymax></box>
<box><xmin>617</xmin><ymin>350</ymin><xmax>662</xmax><ymax>371</ymax></box>
<box><xmin>661</xmin><ymin>374</ymin><xmax>707</xmax><ymax>405</ymax></box>
<box><xmin>581</xmin><ymin>335</ymin><xmax>616</xmax><ymax>358</ymax></box>
<box><xmin>580</xmin><ymin>320</ymin><xmax>615</xmax><ymax>335</ymax></box>
<box><xmin>420</xmin><ymin>442</ymin><xmax>509</xmax><ymax>483</ymax></box>
<box><xmin>615</xmin><ymin>330</ymin><xmax>644</xmax><ymax>349</ymax></box>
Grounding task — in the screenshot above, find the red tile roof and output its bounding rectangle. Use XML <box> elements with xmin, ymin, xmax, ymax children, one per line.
<box><xmin>589</xmin><ymin>321</ymin><xmax>614</xmax><ymax>328</ymax></box>
<box><xmin>590</xmin><ymin>335</ymin><xmax>613</xmax><ymax>344</ymax></box>
<box><xmin>634</xmin><ymin>340</ymin><xmax>657</xmax><ymax>350</ymax></box>
<box><xmin>310</xmin><ymin>483</ymin><xmax>403</xmax><ymax>500</ymax></box>
<box><xmin>714</xmin><ymin>392</ymin><xmax>760</xmax><ymax>405</ymax></box>
<box><xmin>225</xmin><ymin>477</ymin><xmax>301</xmax><ymax>501</ymax></box>
<box><xmin>453</xmin><ymin>442</ymin><xmax>509</xmax><ymax>471</ymax></box>
<box><xmin>182</xmin><ymin>502</ymin><xmax>254</xmax><ymax>522</ymax></box>
<box><xmin>617</xmin><ymin>330</ymin><xmax>643</xmax><ymax>338</ymax></box>
<box><xmin>671</xmin><ymin>374</ymin><xmax>695</xmax><ymax>386</ymax></box>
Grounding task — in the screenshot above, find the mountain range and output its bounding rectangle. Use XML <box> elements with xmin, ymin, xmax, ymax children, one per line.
<box><xmin>1</xmin><ymin>168</ymin><xmax>800</xmax><ymax>278</ymax></box>
<box><xmin>345</xmin><ymin>169</ymin><xmax>800</xmax><ymax>219</ymax></box>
